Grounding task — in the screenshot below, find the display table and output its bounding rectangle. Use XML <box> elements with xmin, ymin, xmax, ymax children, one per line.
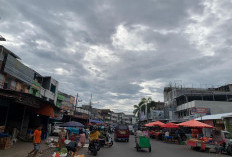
<box><xmin>154</xmin><ymin>132</ymin><xmax>164</xmax><ymax>140</ymax></box>
<box><xmin>187</xmin><ymin>139</ymin><xmax>198</xmax><ymax>147</ymax></box>
<box><xmin>187</xmin><ymin>138</ymin><xmax>216</xmax><ymax>151</ymax></box>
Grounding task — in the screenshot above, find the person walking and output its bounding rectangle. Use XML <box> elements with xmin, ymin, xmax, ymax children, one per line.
<box><xmin>79</xmin><ymin>129</ymin><xmax>86</xmax><ymax>148</ymax></box>
<box><xmin>28</xmin><ymin>126</ymin><xmax>42</xmax><ymax>157</ymax></box>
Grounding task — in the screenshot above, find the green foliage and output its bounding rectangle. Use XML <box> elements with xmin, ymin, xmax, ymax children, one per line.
<box><xmin>133</xmin><ymin>97</ymin><xmax>157</xmax><ymax>118</ymax></box>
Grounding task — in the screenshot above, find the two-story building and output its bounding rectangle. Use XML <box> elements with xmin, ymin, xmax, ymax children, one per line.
<box><xmin>0</xmin><ymin>45</ymin><xmax>60</xmax><ymax>137</ymax></box>
<box><xmin>56</xmin><ymin>91</ymin><xmax>75</xmax><ymax>115</ymax></box>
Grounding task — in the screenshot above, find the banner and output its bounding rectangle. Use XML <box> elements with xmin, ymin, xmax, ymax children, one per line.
<box><xmin>191</xmin><ymin>107</ymin><xmax>211</xmax><ymax>115</ymax></box>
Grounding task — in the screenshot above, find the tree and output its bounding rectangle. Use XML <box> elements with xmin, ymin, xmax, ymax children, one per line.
<box><xmin>133</xmin><ymin>97</ymin><xmax>157</xmax><ymax>121</ymax></box>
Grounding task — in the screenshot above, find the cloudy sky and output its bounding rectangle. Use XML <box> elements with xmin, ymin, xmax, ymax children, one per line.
<box><xmin>1</xmin><ymin>0</ymin><xmax>232</xmax><ymax>114</ymax></box>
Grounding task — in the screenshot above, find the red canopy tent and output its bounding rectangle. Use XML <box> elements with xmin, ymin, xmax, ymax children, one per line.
<box><xmin>161</xmin><ymin>122</ymin><xmax>179</xmax><ymax>128</ymax></box>
<box><xmin>177</xmin><ymin>119</ymin><xmax>214</xmax><ymax>128</ymax></box>
<box><xmin>145</xmin><ymin>121</ymin><xmax>165</xmax><ymax>127</ymax></box>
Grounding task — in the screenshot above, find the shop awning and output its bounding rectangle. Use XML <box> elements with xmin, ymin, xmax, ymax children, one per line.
<box><xmin>37</xmin><ymin>105</ymin><xmax>54</xmax><ymax>118</ymax></box>
<box><xmin>177</xmin><ymin>119</ymin><xmax>214</xmax><ymax>128</ymax></box>
<box><xmin>60</xmin><ymin>121</ymin><xmax>84</xmax><ymax>128</ymax></box>
<box><xmin>195</xmin><ymin>112</ymin><xmax>232</xmax><ymax>121</ymax></box>
<box><xmin>90</xmin><ymin>119</ymin><xmax>104</xmax><ymax>124</ymax></box>
<box><xmin>161</xmin><ymin>122</ymin><xmax>179</xmax><ymax>128</ymax></box>
<box><xmin>145</xmin><ymin>121</ymin><xmax>165</xmax><ymax>127</ymax></box>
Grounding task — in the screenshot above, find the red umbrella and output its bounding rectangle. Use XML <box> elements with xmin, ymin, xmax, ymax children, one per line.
<box><xmin>177</xmin><ymin>119</ymin><xmax>214</xmax><ymax>128</ymax></box>
<box><xmin>145</xmin><ymin>123</ymin><xmax>154</xmax><ymax>127</ymax></box>
<box><xmin>161</xmin><ymin>122</ymin><xmax>179</xmax><ymax>128</ymax></box>
<box><xmin>145</xmin><ymin>121</ymin><xmax>165</xmax><ymax>127</ymax></box>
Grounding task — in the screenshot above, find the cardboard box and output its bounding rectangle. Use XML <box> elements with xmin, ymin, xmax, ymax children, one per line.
<box><xmin>0</xmin><ymin>137</ymin><xmax>11</xmax><ymax>150</ymax></box>
<box><xmin>0</xmin><ymin>126</ymin><xmax>5</xmax><ymax>133</ymax></box>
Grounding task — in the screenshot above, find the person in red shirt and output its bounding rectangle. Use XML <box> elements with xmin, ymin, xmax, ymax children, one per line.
<box><xmin>28</xmin><ymin>126</ymin><xmax>42</xmax><ymax>157</ymax></box>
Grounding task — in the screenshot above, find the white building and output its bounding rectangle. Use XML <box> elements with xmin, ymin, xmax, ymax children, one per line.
<box><xmin>176</xmin><ymin>100</ymin><xmax>232</xmax><ymax>120</ymax></box>
<box><xmin>40</xmin><ymin>76</ymin><xmax>59</xmax><ymax>104</ymax></box>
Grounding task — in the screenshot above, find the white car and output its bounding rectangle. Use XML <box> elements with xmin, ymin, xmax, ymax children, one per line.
<box><xmin>51</xmin><ymin>122</ymin><xmax>64</xmax><ymax>136</ymax></box>
<box><xmin>128</xmin><ymin>125</ymin><xmax>135</xmax><ymax>135</ymax></box>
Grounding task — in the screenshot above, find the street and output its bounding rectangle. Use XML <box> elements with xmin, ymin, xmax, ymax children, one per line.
<box><xmin>86</xmin><ymin>135</ymin><xmax>228</xmax><ymax>157</ymax></box>
<box><xmin>0</xmin><ymin>135</ymin><xmax>229</xmax><ymax>157</ymax></box>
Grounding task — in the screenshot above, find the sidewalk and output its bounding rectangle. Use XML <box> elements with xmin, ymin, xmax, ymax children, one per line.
<box><xmin>0</xmin><ymin>140</ymin><xmax>52</xmax><ymax>157</ymax></box>
<box><xmin>0</xmin><ymin>140</ymin><xmax>89</xmax><ymax>157</ymax></box>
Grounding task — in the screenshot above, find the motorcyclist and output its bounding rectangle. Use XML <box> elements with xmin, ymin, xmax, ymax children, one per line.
<box><xmin>88</xmin><ymin>126</ymin><xmax>101</xmax><ymax>153</ymax></box>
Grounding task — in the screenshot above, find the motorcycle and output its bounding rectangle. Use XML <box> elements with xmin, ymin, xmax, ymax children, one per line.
<box><xmin>88</xmin><ymin>140</ymin><xmax>100</xmax><ymax>156</ymax></box>
<box><xmin>99</xmin><ymin>136</ymin><xmax>113</xmax><ymax>147</ymax></box>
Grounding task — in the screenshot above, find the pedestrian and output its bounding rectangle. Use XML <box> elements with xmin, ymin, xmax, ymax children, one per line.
<box><xmin>105</xmin><ymin>130</ymin><xmax>111</xmax><ymax>147</ymax></box>
<box><xmin>79</xmin><ymin>129</ymin><xmax>86</xmax><ymax>148</ymax></box>
<box><xmin>66</xmin><ymin>140</ymin><xmax>79</xmax><ymax>157</ymax></box>
<box><xmin>135</xmin><ymin>128</ymin><xmax>143</xmax><ymax>147</ymax></box>
<box><xmin>58</xmin><ymin>127</ymin><xmax>66</xmax><ymax>149</ymax></box>
<box><xmin>28</xmin><ymin>126</ymin><xmax>42</xmax><ymax>157</ymax></box>
<box><xmin>142</xmin><ymin>128</ymin><xmax>149</xmax><ymax>137</ymax></box>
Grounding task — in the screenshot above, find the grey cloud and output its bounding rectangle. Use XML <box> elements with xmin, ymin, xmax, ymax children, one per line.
<box><xmin>1</xmin><ymin>0</ymin><xmax>232</xmax><ymax>113</ymax></box>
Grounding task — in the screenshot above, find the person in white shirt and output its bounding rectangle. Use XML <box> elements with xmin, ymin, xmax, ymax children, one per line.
<box><xmin>165</xmin><ymin>131</ymin><xmax>169</xmax><ymax>137</ymax></box>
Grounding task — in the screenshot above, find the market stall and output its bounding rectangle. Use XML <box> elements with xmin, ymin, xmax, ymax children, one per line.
<box><xmin>49</xmin><ymin>121</ymin><xmax>85</xmax><ymax>157</ymax></box>
<box><xmin>161</xmin><ymin>123</ymin><xmax>180</xmax><ymax>143</ymax></box>
<box><xmin>177</xmin><ymin>119</ymin><xmax>216</xmax><ymax>152</ymax></box>
<box><xmin>145</xmin><ymin>121</ymin><xmax>165</xmax><ymax>140</ymax></box>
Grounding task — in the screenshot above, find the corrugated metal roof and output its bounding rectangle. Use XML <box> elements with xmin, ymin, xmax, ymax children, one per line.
<box><xmin>195</xmin><ymin>112</ymin><xmax>232</xmax><ymax>120</ymax></box>
<box><xmin>0</xmin><ymin>45</ymin><xmax>21</xmax><ymax>59</ymax></box>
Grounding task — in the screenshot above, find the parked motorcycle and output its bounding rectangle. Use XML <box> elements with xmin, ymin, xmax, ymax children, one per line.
<box><xmin>88</xmin><ymin>140</ymin><xmax>100</xmax><ymax>156</ymax></box>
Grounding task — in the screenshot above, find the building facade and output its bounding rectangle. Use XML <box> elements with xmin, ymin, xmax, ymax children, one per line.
<box><xmin>164</xmin><ymin>85</ymin><xmax>232</xmax><ymax>121</ymax></box>
<box><xmin>56</xmin><ymin>91</ymin><xmax>75</xmax><ymax>115</ymax></box>
<box><xmin>41</xmin><ymin>77</ymin><xmax>59</xmax><ymax>104</ymax></box>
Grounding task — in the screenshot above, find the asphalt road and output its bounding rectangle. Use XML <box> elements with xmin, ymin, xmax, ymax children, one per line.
<box><xmin>86</xmin><ymin>135</ymin><xmax>228</xmax><ymax>157</ymax></box>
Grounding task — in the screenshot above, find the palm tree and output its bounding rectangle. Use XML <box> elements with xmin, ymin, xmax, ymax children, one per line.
<box><xmin>133</xmin><ymin>98</ymin><xmax>146</xmax><ymax>118</ymax></box>
<box><xmin>133</xmin><ymin>105</ymin><xmax>140</xmax><ymax>116</ymax></box>
<box><xmin>133</xmin><ymin>97</ymin><xmax>157</xmax><ymax>121</ymax></box>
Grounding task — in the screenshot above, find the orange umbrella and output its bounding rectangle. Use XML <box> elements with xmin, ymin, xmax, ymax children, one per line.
<box><xmin>161</xmin><ymin>122</ymin><xmax>179</xmax><ymax>128</ymax></box>
<box><xmin>145</xmin><ymin>121</ymin><xmax>165</xmax><ymax>127</ymax></box>
<box><xmin>177</xmin><ymin>119</ymin><xmax>214</xmax><ymax>128</ymax></box>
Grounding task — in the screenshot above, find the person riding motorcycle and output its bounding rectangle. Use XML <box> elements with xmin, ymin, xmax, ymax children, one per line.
<box><xmin>89</xmin><ymin>126</ymin><xmax>101</xmax><ymax>142</ymax></box>
<box><xmin>88</xmin><ymin>126</ymin><xmax>101</xmax><ymax>154</ymax></box>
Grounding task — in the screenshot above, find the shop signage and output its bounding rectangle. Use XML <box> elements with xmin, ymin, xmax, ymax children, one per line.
<box><xmin>204</xmin><ymin>120</ymin><xmax>214</xmax><ymax>126</ymax></box>
<box><xmin>191</xmin><ymin>107</ymin><xmax>211</xmax><ymax>115</ymax></box>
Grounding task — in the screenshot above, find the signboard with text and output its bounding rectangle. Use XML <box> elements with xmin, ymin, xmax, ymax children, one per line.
<box><xmin>191</xmin><ymin>107</ymin><xmax>211</xmax><ymax>115</ymax></box>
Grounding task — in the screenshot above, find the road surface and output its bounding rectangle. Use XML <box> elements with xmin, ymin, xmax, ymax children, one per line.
<box><xmin>86</xmin><ymin>135</ymin><xmax>228</xmax><ymax>157</ymax></box>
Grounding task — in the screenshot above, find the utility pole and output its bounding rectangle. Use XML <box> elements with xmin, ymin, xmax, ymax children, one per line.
<box><xmin>88</xmin><ymin>93</ymin><xmax>93</xmax><ymax>123</ymax></box>
<box><xmin>89</xmin><ymin>93</ymin><xmax>92</xmax><ymax>107</ymax></box>
<box><xmin>75</xmin><ymin>93</ymin><xmax>78</xmax><ymax>113</ymax></box>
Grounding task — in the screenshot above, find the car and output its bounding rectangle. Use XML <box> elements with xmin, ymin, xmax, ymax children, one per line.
<box><xmin>114</xmin><ymin>124</ymin><xmax>130</xmax><ymax>142</ymax></box>
<box><xmin>51</xmin><ymin>122</ymin><xmax>64</xmax><ymax>136</ymax></box>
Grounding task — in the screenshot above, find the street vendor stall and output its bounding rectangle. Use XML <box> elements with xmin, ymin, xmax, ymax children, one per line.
<box><xmin>50</xmin><ymin>121</ymin><xmax>85</xmax><ymax>157</ymax></box>
<box><xmin>161</xmin><ymin>123</ymin><xmax>179</xmax><ymax>143</ymax></box>
<box><xmin>145</xmin><ymin>121</ymin><xmax>165</xmax><ymax>140</ymax></box>
<box><xmin>177</xmin><ymin>120</ymin><xmax>218</xmax><ymax>152</ymax></box>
